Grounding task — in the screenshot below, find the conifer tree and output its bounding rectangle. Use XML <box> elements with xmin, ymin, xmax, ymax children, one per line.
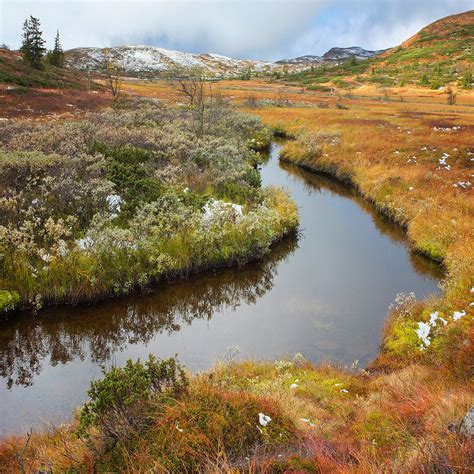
<box><xmin>20</xmin><ymin>16</ymin><xmax>46</xmax><ymax>69</ymax></box>
<box><xmin>48</xmin><ymin>30</ymin><xmax>64</xmax><ymax>67</ymax></box>
<box><xmin>20</xmin><ymin>19</ymin><xmax>32</xmax><ymax>62</ymax></box>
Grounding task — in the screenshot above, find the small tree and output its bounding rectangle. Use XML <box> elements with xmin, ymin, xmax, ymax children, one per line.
<box><xmin>47</xmin><ymin>30</ymin><xmax>64</xmax><ymax>67</ymax></box>
<box><xmin>20</xmin><ymin>16</ymin><xmax>46</xmax><ymax>69</ymax></box>
<box><xmin>445</xmin><ymin>86</ymin><xmax>457</xmax><ymax>105</ymax></box>
<box><xmin>101</xmin><ymin>49</ymin><xmax>123</xmax><ymax>100</ymax></box>
<box><xmin>171</xmin><ymin>66</ymin><xmax>228</xmax><ymax>138</ymax></box>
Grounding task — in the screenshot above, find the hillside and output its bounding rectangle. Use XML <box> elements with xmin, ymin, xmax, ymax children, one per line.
<box><xmin>0</xmin><ymin>47</ymin><xmax>109</xmax><ymax>119</ymax></box>
<box><xmin>285</xmin><ymin>10</ymin><xmax>474</xmax><ymax>89</ymax></box>
<box><xmin>0</xmin><ymin>47</ymin><xmax>87</xmax><ymax>89</ymax></box>
<box><xmin>66</xmin><ymin>45</ymin><xmax>280</xmax><ymax>78</ymax></box>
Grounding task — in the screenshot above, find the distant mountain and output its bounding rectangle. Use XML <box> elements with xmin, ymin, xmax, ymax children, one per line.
<box><xmin>65</xmin><ymin>44</ymin><xmax>384</xmax><ymax>78</ymax></box>
<box><xmin>322</xmin><ymin>46</ymin><xmax>384</xmax><ymax>61</ymax></box>
<box><xmin>65</xmin><ymin>45</ymin><xmax>280</xmax><ymax>78</ymax></box>
<box><xmin>277</xmin><ymin>46</ymin><xmax>383</xmax><ymax>66</ymax></box>
<box><xmin>276</xmin><ymin>55</ymin><xmax>324</xmax><ymax>65</ymax></box>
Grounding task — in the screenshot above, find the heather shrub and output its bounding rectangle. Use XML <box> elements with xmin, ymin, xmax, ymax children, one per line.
<box><xmin>0</xmin><ymin>100</ymin><xmax>298</xmax><ymax>309</ymax></box>
<box><xmin>77</xmin><ymin>355</ymin><xmax>188</xmax><ymax>445</ymax></box>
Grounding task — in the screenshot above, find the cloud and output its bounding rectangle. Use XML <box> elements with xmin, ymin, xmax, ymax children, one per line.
<box><xmin>288</xmin><ymin>0</ymin><xmax>473</xmax><ymax>57</ymax></box>
<box><xmin>1</xmin><ymin>0</ymin><xmax>325</xmax><ymax>59</ymax></box>
<box><xmin>1</xmin><ymin>0</ymin><xmax>471</xmax><ymax>60</ymax></box>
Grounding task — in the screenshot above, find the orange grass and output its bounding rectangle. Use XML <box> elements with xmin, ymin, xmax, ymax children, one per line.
<box><xmin>1</xmin><ymin>79</ymin><xmax>472</xmax><ymax>472</ymax></box>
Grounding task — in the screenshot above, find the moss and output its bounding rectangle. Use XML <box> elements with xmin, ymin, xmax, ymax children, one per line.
<box><xmin>384</xmin><ymin>318</ymin><xmax>420</xmax><ymax>357</ymax></box>
<box><xmin>417</xmin><ymin>238</ymin><xmax>445</xmax><ymax>262</ymax></box>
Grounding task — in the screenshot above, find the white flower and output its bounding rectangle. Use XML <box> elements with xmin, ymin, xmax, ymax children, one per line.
<box><xmin>258</xmin><ymin>412</ymin><xmax>271</xmax><ymax>426</ymax></box>
<box><xmin>290</xmin><ymin>383</ymin><xmax>298</xmax><ymax>390</ymax></box>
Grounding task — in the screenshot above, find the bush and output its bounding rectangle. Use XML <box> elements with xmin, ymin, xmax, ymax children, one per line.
<box><xmin>460</xmin><ymin>71</ymin><xmax>472</xmax><ymax>89</ymax></box>
<box><xmin>0</xmin><ymin>100</ymin><xmax>298</xmax><ymax>308</ymax></box>
<box><xmin>78</xmin><ymin>355</ymin><xmax>188</xmax><ymax>444</ymax></box>
<box><xmin>0</xmin><ymin>290</ymin><xmax>20</xmax><ymax>313</ymax></box>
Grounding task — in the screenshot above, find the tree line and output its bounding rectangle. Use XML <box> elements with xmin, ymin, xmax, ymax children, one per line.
<box><xmin>20</xmin><ymin>15</ymin><xmax>64</xmax><ymax>69</ymax></box>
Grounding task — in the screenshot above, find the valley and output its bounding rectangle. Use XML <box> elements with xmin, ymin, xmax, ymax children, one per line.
<box><xmin>0</xmin><ymin>6</ymin><xmax>473</xmax><ymax>473</ymax></box>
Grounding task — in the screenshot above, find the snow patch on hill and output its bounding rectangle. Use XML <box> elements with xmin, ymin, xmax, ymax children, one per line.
<box><xmin>66</xmin><ymin>45</ymin><xmax>278</xmax><ymax>77</ymax></box>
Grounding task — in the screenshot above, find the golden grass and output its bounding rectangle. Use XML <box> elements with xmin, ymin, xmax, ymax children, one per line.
<box><xmin>1</xmin><ymin>78</ymin><xmax>472</xmax><ymax>472</ymax></box>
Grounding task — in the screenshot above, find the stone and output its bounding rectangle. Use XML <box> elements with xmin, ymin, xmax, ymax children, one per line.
<box><xmin>459</xmin><ymin>406</ymin><xmax>474</xmax><ymax>437</ymax></box>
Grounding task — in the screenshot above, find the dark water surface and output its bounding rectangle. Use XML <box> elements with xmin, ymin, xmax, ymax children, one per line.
<box><xmin>0</xmin><ymin>144</ymin><xmax>442</xmax><ymax>435</ymax></box>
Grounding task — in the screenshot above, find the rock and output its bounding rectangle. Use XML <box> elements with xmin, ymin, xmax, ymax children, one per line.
<box><xmin>460</xmin><ymin>406</ymin><xmax>474</xmax><ymax>437</ymax></box>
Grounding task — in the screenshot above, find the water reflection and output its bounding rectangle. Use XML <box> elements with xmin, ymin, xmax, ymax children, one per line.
<box><xmin>279</xmin><ymin>162</ymin><xmax>444</xmax><ymax>281</ymax></box>
<box><xmin>0</xmin><ymin>238</ymin><xmax>297</xmax><ymax>388</ymax></box>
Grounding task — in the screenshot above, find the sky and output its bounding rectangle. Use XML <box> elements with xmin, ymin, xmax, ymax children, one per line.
<box><xmin>0</xmin><ymin>0</ymin><xmax>472</xmax><ymax>60</ymax></box>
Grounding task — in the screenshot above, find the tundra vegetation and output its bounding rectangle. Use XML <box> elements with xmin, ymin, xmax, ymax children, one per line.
<box><xmin>0</xmin><ymin>97</ymin><xmax>296</xmax><ymax>313</ymax></box>
<box><xmin>1</xmin><ymin>78</ymin><xmax>472</xmax><ymax>471</ymax></box>
<box><xmin>0</xmin><ymin>10</ymin><xmax>473</xmax><ymax>474</ymax></box>
<box><xmin>3</xmin><ymin>72</ymin><xmax>473</xmax><ymax>471</ymax></box>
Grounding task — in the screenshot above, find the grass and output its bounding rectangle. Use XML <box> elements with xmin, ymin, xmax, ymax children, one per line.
<box><xmin>0</xmin><ymin>357</ymin><xmax>471</xmax><ymax>471</ymax></box>
<box><xmin>0</xmin><ymin>62</ymin><xmax>473</xmax><ymax>470</ymax></box>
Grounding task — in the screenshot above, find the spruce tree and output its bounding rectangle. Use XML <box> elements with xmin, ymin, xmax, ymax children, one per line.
<box><xmin>48</xmin><ymin>30</ymin><xmax>64</xmax><ymax>67</ymax></box>
<box><xmin>20</xmin><ymin>16</ymin><xmax>46</xmax><ymax>69</ymax></box>
<box><xmin>20</xmin><ymin>19</ymin><xmax>32</xmax><ymax>63</ymax></box>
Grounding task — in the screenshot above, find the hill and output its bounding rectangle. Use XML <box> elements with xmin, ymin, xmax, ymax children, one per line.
<box><xmin>285</xmin><ymin>10</ymin><xmax>474</xmax><ymax>89</ymax></box>
<box><xmin>277</xmin><ymin>46</ymin><xmax>382</xmax><ymax>66</ymax></box>
<box><xmin>0</xmin><ymin>47</ymin><xmax>88</xmax><ymax>89</ymax></box>
<box><xmin>0</xmin><ymin>47</ymin><xmax>109</xmax><ymax>119</ymax></box>
<box><xmin>65</xmin><ymin>45</ymin><xmax>281</xmax><ymax>78</ymax></box>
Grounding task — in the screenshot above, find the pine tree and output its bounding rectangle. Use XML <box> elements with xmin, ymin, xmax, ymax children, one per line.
<box><xmin>20</xmin><ymin>16</ymin><xmax>46</xmax><ymax>69</ymax></box>
<box><xmin>48</xmin><ymin>30</ymin><xmax>64</xmax><ymax>67</ymax></box>
<box><xmin>20</xmin><ymin>19</ymin><xmax>32</xmax><ymax>63</ymax></box>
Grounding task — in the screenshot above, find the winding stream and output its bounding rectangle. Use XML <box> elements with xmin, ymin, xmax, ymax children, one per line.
<box><xmin>0</xmin><ymin>144</ymin><xmax>442</xmax><ymax>435</ymax></box>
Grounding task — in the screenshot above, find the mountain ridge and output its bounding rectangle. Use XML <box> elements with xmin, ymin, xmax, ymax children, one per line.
<box><xmin>65</xmin><ymin>45</ymin><xmax>384</xmax><ymax>78</ymax></box>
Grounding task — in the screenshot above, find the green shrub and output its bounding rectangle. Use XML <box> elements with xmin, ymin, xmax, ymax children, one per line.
<box><xmin>0</xmin><ymin>290</ymin><xmax>20</xmax><ymax>313</ymax></box>
<box><xmin>78</xmin><ymin>355</ymin><xmax>188</xmax><ymax>443</ymax></box>
<box><xmin>460</xmin><ymin>71</ymin><xmax>472</xmax><ymax>89</ymax></box>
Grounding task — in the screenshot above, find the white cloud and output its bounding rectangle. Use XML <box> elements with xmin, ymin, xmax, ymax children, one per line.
<box><xmin>1</xmin><ymin>0</ymin><xmax>326</xmax><ymax>59</ymax></box>
<box><xmin>0</xmin><ymin>0</ymin><xmax>471</xmax><ymax>60</ymax></box>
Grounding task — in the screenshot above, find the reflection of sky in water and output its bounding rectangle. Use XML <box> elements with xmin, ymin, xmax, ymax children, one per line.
<box><xmin>0</xmin><ymin>144</ymin><xmax>442</xmax><ymax>434</ymax></box>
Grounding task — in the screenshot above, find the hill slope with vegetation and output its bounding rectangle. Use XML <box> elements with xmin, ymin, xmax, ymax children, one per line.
<box><xmin>286</xmin><ymin>10</ymin><xmax>473</xmax><ymax>90</ymax></box>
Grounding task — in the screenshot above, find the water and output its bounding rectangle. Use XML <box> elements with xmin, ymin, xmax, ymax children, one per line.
<box><xmin>0</xmin><ymin>144</ymin><xmax>442</xmax><ymax>435</ymax></box>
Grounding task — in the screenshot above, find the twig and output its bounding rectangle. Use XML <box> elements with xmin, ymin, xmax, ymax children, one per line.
<box><xmin>17</xmin><ymin>428</ymin><xmax>32</xmax><ymax>473</ymax></box>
